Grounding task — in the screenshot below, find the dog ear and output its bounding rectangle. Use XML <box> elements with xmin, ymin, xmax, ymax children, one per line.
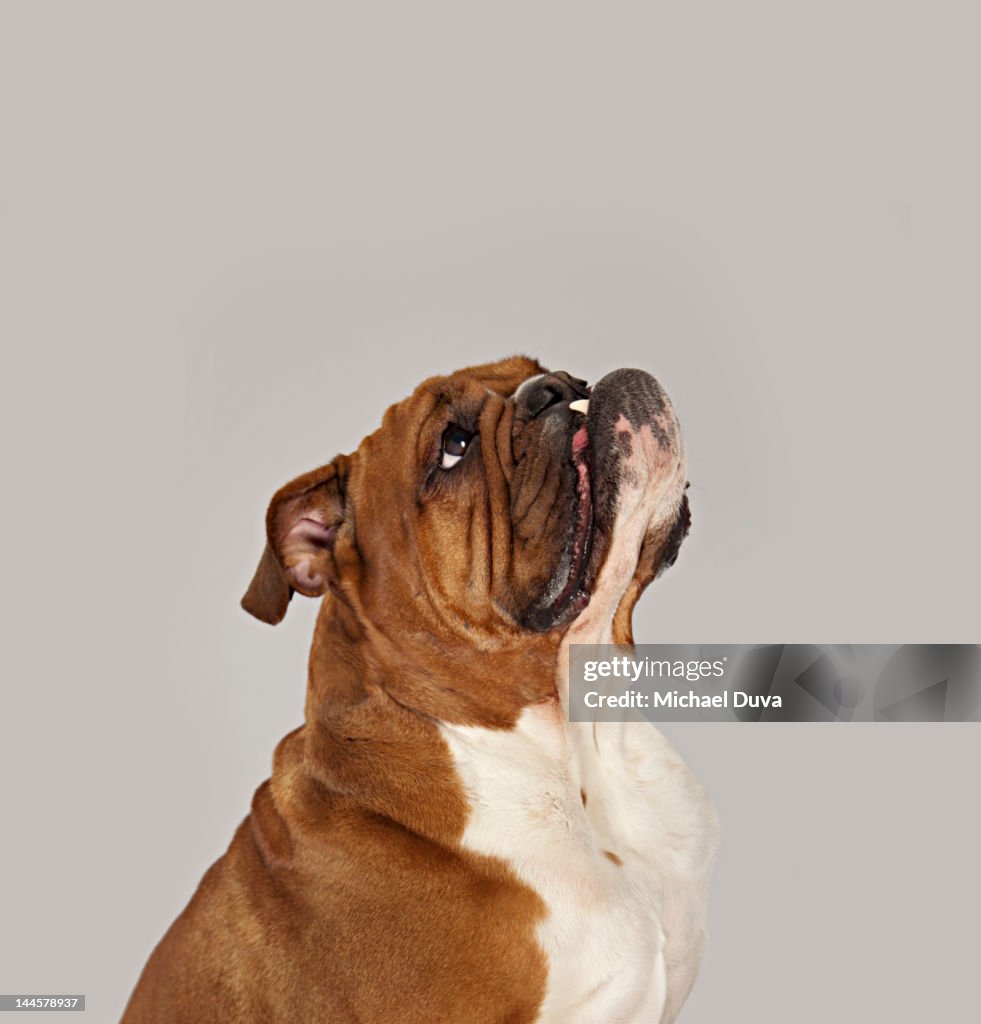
<box><xmin>241</xmin><ymin>456</ymin><xmax>349</xmax><ymax>625</ymax></box>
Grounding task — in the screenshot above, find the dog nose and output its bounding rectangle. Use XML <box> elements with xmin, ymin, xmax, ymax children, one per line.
<box><xmin>516</xmin><ymin>372</ymin><xmax>590</xmax><ymax>420</ymax></box>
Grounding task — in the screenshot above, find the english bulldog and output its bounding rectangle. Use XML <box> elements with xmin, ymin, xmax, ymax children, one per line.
<box><xmin>123</xmin><ymin>356</ymin><xmax>719</xmax><ymax>1023</ymax></box>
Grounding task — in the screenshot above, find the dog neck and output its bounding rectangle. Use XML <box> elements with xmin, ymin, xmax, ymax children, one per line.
<box><xmin>280</xmin><ymin>594</ymin><xmax>560</xmax><ymax>846</ymax></box>
<box><xmin>307</xmin><ymin>590</ymin><xmax>561</xmax><ymax>725</ymax></box>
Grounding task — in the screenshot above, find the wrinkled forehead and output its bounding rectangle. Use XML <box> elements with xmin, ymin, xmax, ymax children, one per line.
<box><xmin>422</xmin><ymin>355</ymin><xmax>548</xmax><ymax>408</ymax></box>
<box><xmin>362</xmin><ymin>355</ymin><xmax>547</xmax><ymax>454</ymax></box>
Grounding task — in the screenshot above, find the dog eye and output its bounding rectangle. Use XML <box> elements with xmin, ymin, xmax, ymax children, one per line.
<box><xmin>440</xmin><ymin>425</ymin><xmax>474</xmax><ymax>469</ymax></box>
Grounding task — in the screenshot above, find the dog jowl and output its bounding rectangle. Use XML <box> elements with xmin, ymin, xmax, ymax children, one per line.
<box><xmin>124</xmin><ymin>356</ymin><xmax>715</xmax><ymax>1024</ymax></box>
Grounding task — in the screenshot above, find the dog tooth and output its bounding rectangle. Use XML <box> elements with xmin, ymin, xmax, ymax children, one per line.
<box><xmin>569</xmin><ymin>399</ymin><xmax>589</xmax><ymax>415</ymax></box>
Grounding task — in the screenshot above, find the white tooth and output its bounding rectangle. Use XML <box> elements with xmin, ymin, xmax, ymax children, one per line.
<box><xmin>569</xmin><ymin>399</ymin><xmax>589</xmax><ymax>414</ymax></box>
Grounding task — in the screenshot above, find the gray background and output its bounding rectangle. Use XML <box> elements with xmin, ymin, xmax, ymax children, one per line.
<box><xmin>2</xmin><ymin>2</ymin><xmax>979</xmax><ymax>1021</ymax></box>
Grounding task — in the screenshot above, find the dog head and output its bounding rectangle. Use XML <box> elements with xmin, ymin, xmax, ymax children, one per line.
<box><xmin>243</xmin><ymin>356</ymin><xmax>689</xmax><ymax>675</ymax></box>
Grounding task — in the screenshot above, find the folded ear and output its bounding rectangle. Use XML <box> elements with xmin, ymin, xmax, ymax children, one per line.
<box><xmin>241</xmin><ymin>456</ymin><xmax>349</xmax><ymax>625</ymax></box>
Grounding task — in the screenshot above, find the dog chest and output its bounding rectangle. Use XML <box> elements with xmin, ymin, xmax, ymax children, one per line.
<box><xmin>439</xmin><ymin>704</ymin><xmax>674</xmax><ymax>1024</ymax></box>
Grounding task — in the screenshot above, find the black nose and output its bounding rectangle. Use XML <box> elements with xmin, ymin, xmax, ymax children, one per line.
<box><xmin>515</xmin><ymin>371</ymin><xmax>589</xmax><ymax>420</ymax></box>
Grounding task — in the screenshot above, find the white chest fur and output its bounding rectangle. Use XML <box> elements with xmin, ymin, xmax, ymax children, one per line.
<box><xmin>440</xmin><ymin>701</ymin><xmax>718</xmax><ymax>1024</ymax></box>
